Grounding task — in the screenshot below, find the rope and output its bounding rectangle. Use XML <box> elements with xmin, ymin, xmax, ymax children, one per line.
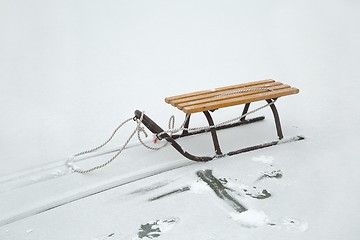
<box><xmin>155</xmin><ymin>99</ymin><xmax>276</xmax><ymax>139</ymax></box>
<box><xmin>66</xmin><ymin>88</ymin><xmax>275</xmax><ymax>173</ymax></box>
<box><xmin>138</xmin><ymin>114</ymin><xmax>191</xmax><ymax>150</ymax></box>
<box><xmin>66</xmin><ymin>112</ymin><xmax>146</xmax><ymax>173</ymax></box>
<box><xmin>214</xmin><ymin>87</ymin><xmax>271</xmax><ymax>98</ymax></box>
<box><xmin>137</xmin><ymin>115</ymin><xmax>173</xmax><ymax>150</ymax></box>
<box><xmin>155</xmin><ymin>89</ymin><xmax>275</xmax><ymax>138</ymax></box>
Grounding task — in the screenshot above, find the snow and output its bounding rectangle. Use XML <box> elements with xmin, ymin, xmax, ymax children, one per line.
<box><xmin>281</xmin><ymin>217</ymin><xmax>309</xmax><ymax>232</ymax></box>
<box><xmin>230</xmin><ymin>210</ymin><xmax>269</xmax><ymax>228</ymax></box>
<box><xmin>190</xmin><ymin>180</ymin><xmax>211</xmax><ymax>194</ymax></box>
<box><xmin>1</xmin><ymin>0</ymin><xmax>360</xmax><ymax>239</ymax></box>
<box><xmin>251</xmin><ymin>155</ymin><xmax>274</xmax><ymax>164</ymax></box>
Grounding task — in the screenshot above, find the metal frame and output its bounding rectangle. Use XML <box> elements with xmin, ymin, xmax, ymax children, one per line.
<box><xmin>134</xmin><ymin>99</ymin><xmax>304</xmax><ymax>162</ymax></box>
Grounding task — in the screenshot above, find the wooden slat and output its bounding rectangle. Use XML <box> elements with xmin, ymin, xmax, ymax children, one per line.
<box><xmin>164</xmin><ymin>80</ymin><xmax>300</xmax><ymax>114</ymax></box>
<box><xmin>165</xmin><ymin>79</ymin><xmax>274</xmax><ymax>104</ymax></box>
<box><xmin>182</xmin><ymin>88</ymin><xmax>299</xmax><ymax>114</ymax></box>
<box><xmin>165</xmin><ymin>90</ymin><xmax>211</xmax><ymax>103</ymax></box>
<box><xmin>170</xmin><ymin>81</ymin><xmax>283</xmax><ymax>107</ymax></box>
<box><xmin>177</xmin><ymin>84</ymin><xmax>291</xmax><ymax>110</ymax></box>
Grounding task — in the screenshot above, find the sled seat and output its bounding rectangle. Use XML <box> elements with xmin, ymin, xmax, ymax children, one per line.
<box><xmin>165</xmin><ymin>79</ymin><xmax>299</xmax><ymax>114</ymax></box>
<box><xmin>134</xmin><ymin>79</ymin><xmax>303</xmax><ymax>162</ymax></box>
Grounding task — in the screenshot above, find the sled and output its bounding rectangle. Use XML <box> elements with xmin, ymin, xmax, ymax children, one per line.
<box><xmin>134</xmin><ymin>79</ymin><xmax>304</xmax><ymax>162</ymax></box>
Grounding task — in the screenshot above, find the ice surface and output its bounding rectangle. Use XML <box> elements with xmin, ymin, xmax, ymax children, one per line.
<box><xmin>282</xmin><ymin>217</ymin><xmax>309</xmax><ymax>232</ymax></box>
<box><xmin>1</xmin><ymin>0</ymin><xmax>360</xmax><ymax>239</ymax></box>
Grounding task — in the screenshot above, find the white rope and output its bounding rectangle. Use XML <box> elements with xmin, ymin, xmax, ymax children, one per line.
<box><xmin>137</xmin><ymin>115</ymin><xmax>173</xmax><ymax>150</ymax></box>
<box><xmin>215</xmin><ymin>87</ymin><xmax>271</xmax><ymax>98</ymax></box>
<box><xmin>66</xmin><ymin>88</ymin><xmax>275</xmax><ymax>173</ymax></box>
<box><xmin>138</xmin><ymin>114</ymin><xmax>191</xmax><ymax>150</ymax></box>
<box><xmin>155</xmin><ymin>99</ymin><xmax>276</xmax><ymax>138</ymax></box>
<box><xmin>66</xmin><ymin>112</ymin><xmax>146</xmax><ymax>173</ymax></box>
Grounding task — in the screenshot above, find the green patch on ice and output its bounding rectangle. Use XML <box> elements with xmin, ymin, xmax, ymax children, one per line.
<box><xmin>196</xmin><ymin>169</ymin><xmax>248</xmax><ymax>213</ymax></box>
<box><xmin>244</xmin><ymin>188</ymin><xmax>272</xmax><ymax>200</ymax></box>
<box><xmin>136</xmin><ymin>218</ymin><xmax>179</xmax><ymax>239</ymax></box>
<box><xmin>138</xmin><ymin>222</ymin><xmax>161</xmax><ymax>239</ymax></box>
<box><xmin>256</xmin><ymin>169</ymin><xmax>283</xmax><ymax>181</ymax></box>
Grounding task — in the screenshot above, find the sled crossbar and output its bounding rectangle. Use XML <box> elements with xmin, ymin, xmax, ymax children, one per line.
<box><xmin>135</xmin><ymin>79</ymin><xmax>303</xmax><ymax>162</ymax></box>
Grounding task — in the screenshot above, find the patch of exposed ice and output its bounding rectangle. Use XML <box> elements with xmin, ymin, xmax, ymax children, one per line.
<box><xmin>156</xmin><ymin>218</ymin><xmax>179</xmax><ymax>233</ymax></box>
<box><xmin>130</xmin><ymin>181</ymin><xmax>170</xmax><ymax>195</ymax></box>
<box><xmin>26</xmin><ymin>229</ymin><xmax>33</xmax><ymax>233</ymax></box>
<box><xmin>252</xmin><ymin>155</ymin><xmax>274</xmax><ymax>164</ymax></box>
<box><xmin>257</xmin><ymin>169</ymin><xmax>283</xmax><ymax>181</ymax></box>
<box><xmin>131</xmin><ymin>217</ymin><xmax>179</xmax><ymax>239</ymax></box>
<box><xmin>92</xmin><ymin>233</ymin><xmax>115</xmax><ymax>240</ymax></box>
<box><xmin>230</xmin><ymin>209</ymin><xmax>269</xmax><ymax>228</ymax></box>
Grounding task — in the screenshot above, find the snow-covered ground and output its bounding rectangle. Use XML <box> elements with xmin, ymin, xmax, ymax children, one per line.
<box><xmin>1</xmin><ymin>0</ymin><xmax>360</xmax><ymax>239</ymax></box>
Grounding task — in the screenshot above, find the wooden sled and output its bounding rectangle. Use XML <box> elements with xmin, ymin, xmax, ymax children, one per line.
<box><xmin>134</xmin><ymin>79</ymin><xmax>304</xmax><ymax>162</ymax></box>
